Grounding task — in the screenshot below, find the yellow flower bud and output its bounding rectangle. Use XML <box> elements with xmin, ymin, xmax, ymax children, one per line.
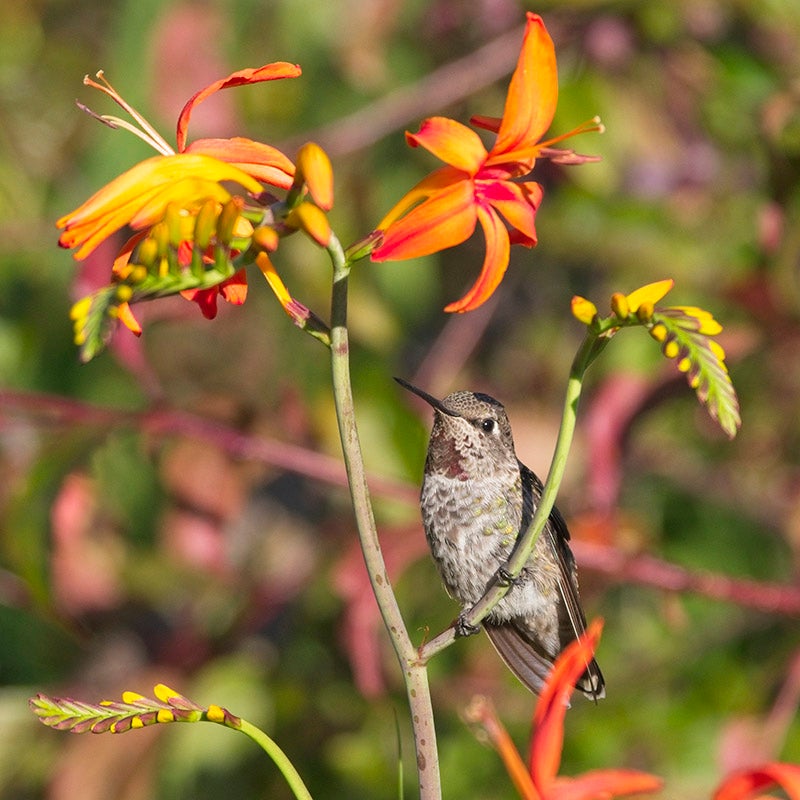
<box><xmin>194</xmin><ymin>199</ymin><xmax>220</xmax><ymax>250</ymax></box>
<box><xmin>217</xmin><ymin>196</ymin><xmax>244</xmax><ymax>245</ymax></box>
<box><xmin>662</xmin><ymin>339</ymin><xmax>680</xmax><ymax>359</ymax></box>
<box><xmin>252</xmin><ymin>225</ymin><xmax>279</xmax><ymax>252</ymax></box>
<box><xmin>295</xmin><ymin>142</ymin><xmax>334</xmax><ymax>210</ymax></box>
<box><xmin>286</xmin><ymin>201</ymin><xmax>331</xmax><ymax>247</ymax></box>
<box><xmin>610</xmin><ymin>292</ymin><xmax>629</xmax><ymax>319</ymax></box>
<box><xmin>636</xmin><ymin>301</ymin><xmax>654</xmax><ymax>322</ymax></box>
<box><xmin>571</xmin><ymin>295</ymin><xmax>598</xmax><ymax>325</ymax></box>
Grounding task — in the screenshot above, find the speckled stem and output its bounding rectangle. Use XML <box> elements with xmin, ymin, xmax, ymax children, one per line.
<box><xmin>328</xmin><ymin>234</ymin><xmax>442</xmax><ymax>800</ymax></box>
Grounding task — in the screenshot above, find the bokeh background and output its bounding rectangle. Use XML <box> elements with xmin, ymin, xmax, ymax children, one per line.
<box><xmin>2</xmin><ymin>0</ymin><xmax>800</xmax><ymax>797</ymax></box>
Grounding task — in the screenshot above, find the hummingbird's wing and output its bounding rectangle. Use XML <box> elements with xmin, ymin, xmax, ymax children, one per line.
<box><xmin>484</xmin><ymin>620</ymin><xmax>563</xmax><ymax>695</ymax></box>
<box><xmin>484</xmin><ymin>464</ymin><xmax>605</xmax><ymax>699</ymax></box>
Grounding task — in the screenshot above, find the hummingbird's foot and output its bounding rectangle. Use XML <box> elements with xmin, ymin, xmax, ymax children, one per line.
<box><xmin>497</xmin><ymin>565</ymin><xmax>529</xmax><ymax>587</ymax></box>
<box><xmin>454</xmin><ymin>614</ymin><xmax>481</xmax><ymax>638</ymax></box>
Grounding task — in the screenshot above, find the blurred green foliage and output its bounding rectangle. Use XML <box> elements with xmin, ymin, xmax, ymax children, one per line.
<box><xmin>1</xmin><ymin>0</ymin><xmax>799</xmax><ymax>798</ymax></box>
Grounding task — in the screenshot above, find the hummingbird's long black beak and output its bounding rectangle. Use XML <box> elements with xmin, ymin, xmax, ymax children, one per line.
<box><xmin>394</xmin><ymin>377</ymin><xmax>459</xmax><ymax>416</ymax></box>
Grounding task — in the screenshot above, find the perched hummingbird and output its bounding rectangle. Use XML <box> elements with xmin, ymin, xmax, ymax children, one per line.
<box><xmin>397</xmin><ymin>378</ymin><xmax>604</xmax><ymax>699</ymax></box>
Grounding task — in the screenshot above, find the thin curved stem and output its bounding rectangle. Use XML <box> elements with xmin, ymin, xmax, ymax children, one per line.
<box><xmin>237</xmin><ymin>718</ymin><xmax>314</xmax><ymax>800</ymax></box>
<box><xmin>327</xmin><ymin>234</ymin><xmax>441</xmax><ymax>799</ymax></box>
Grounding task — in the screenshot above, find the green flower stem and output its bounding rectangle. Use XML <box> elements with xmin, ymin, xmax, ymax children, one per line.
<box><xmin>421</xmin><ymin>331</ymin><xmax>607</xmax><ymax>660</ymax></box>
<box><xmin>327</xmin><ymin>234</ymin><xmax>442</xmax><ymax>800</ymax></box>
<box><xmin>237</xmin><ymin>718</ymin><xmax>314</xmax><ymax>800</ymax></box>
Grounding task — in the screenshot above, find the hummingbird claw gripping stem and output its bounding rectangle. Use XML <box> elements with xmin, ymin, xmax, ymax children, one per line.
<box><xmin>455</xmin><ymin>614</ymin><xmax>482</xmax><ymax>638</ymax></box>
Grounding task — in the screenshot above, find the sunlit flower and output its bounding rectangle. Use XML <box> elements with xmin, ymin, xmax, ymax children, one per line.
<box><xmin>467</xmin><ymin>620</ymin><xmax>663</xmax><ymax>800</ymax></box>
<box><xmin>371</xmin><ymin>12</ymin><xmax>602</xmax><ymax>313</ymax></box>
<box><xmin>57</xmin><ymin>63</ymin><xmax>326</xmax><ymax>360</ymax></box>
<box><xmin>58</xmin><ymin>64</ymin><xmax>300</xmax><ymax>261</ymax></box>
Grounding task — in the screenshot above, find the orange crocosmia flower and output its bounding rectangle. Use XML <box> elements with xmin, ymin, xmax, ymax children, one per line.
<box><xmin>371</xmin><ymin>12</ymin><xmax>601</xmax><ymax>313</ymax></box>
<box><xmin>530</xmin><ymin>620</ymin><xmax>663</xmax><ymax>800</ymax></box>
<box><xmin>470</xmin><ymin>620</ymin><xmax>662</xmax><ymax>800</ymax></box>
<box><xmin>58</xmin><ymin>63</ymin><xmax>302</xmax><ymax>261</ymax></box>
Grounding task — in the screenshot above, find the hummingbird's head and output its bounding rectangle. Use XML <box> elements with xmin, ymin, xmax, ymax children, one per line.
<box><xmin>395</xmin><ymin>378</ymin><xmax>518</xmax><ymax>476</ymax></box>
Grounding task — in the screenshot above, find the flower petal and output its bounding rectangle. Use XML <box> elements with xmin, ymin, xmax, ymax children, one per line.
<box><xmin>58</xmin><ymin>154</ymin><xmax>262</xmax><ymax>259</ymax></box>
<box><xmin>550</xmin><ymin>770</ymin><xmax>663</xmax><ymax>800</ymax></box>
<box><xmin>443</xmin><ymin>204</ymin><xmax>510</xmax><ymax>313</ymax></box>
<box><xmin>529</xmin><ymin>619</ymin><xmax>603</xmax><ymax>790</ymax></box>
<box><xmin>115</xmin><ymin>302</ymin><xmax>142</xmax><ymax>336</ymax></box>
<box><xmin>218</xmin><ymin>269</ymin><xmax>248</xmax><ymax>305</ymax></box>
<box><xmin>713</xmin><ymin>763</ymin><xmax>800</xmax><ymax>800</ymax></box>
<box><xmin>176</xmin><ymin>62</ymin><xmax>302</xmax><ymax>152</ymax></box>
<box><xmin>186</xmin><ymin>137</ymin><xmax>295</xmax><ymax>188</ymax></box>
<box><xmin>482</xmin><ymin>179</ymin><xmax>542</xmax><ymax>245</ymax></box>
<box><xmin>491</xmin><ymin>13</ymin><xmax>558</xmax><ymax>160</ymax></box>
<box><xmin>625</xmin><ymin>279</ymin><xmax>674</xmax><ymax>313</ymax></box>
<box><xmin>372</xmin><ymin>175</ymin><xmax>477</xmax><ymax>261</ymax></box>
<box><xmin>295</xmin><ymin>141</ymin><xmax>334</xmax><ymax>210</ymax></box>
<box><xmin>407</xmin><ymin>117</ymin><xmax>488</xmax><ymax>175</ymax></box>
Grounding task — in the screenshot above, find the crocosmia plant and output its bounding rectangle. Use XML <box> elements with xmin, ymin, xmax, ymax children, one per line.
<box><xmin>19</xmin><ymin>8</ymin><xmax>797</xmax><ymax>800</ymax></box>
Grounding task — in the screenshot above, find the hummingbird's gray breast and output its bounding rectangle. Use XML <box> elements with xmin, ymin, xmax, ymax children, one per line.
<box><xmin>422</xmin><ymin>468</ymin><xmax>529</xmax><ymax>587</ymax></box>
<box><xmin>421</xmin><ymin>465</ymin><xmax>563</xmax><ymax>640</ymax></box>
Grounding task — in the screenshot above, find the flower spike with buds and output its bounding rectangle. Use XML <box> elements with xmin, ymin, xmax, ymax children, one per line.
<box><xmin>571</xmin><ymin>280</ymin><xmax>741</xmax><ymax>438</ymax></box>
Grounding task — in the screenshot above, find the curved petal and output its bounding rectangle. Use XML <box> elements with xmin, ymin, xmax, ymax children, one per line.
<box><xmin>550</xmin><ymin>770</ymin><xmax>663</xmax><ymax>800</ymax></box>
<box><xmin>218</xmin><ymin>269</ymin><xmax>248</xmax><ymax>305</ymax></box>
<box><xmin>481</xmin><ymin>179</ymin><xmax>542</xmax><ymax>244</ymax></box>
<box><xmin>713</xmin><ymin>763</ymin><xmax>800</xmax><ymax>800</ymax></box>
<box><xmin>625</xmin><ymin>279</ymin><xmax>674</xmax><ymax>313</ymax></box>
<box><xmin>58</xmin><ymin>154</ymin><xmax>261</xmax><ymax>260</ymax></box>
<box><xmin>176</xmin><ymin>62</ymin><xmax>302</xmax><ymax>151</ymax></box>
<box><xmin>529</xmin><ymin>620</ymin><xmax>603</xmax><ymax>791</ymax></box>
<box><xmin>186</xmin><ymin>137</ymin><xmax>295</xmax><ymax>188</ymax></box>
<box><xmin>372</xmin><ymin>177</ymin><xmax>476</xmax><ymax>262</ymax></box>
<box><xmin>407</xmin><ymin>117</ymin><xmax>488</xmax><ymax>175</ymax></box>
<box><xmin>492</xmin><ymin>13</ymin><xmax>558</xmax><ymax>158</ymax></box>
<box><xmin>128</xmin><ymin>177</ymin><xmax>231</xmax><ymax>229</ymax></box>
<box><xmin>376</xmin><ymin>165</ymin><xmax>465</xmax><ymax>230</ymax></box>
<box><xmin>295</xmin><ymin>141</ymin><xmax>334</xmax><ymax>210</ymax></box>
<box><xmin>443</xmin><ymin>203</ymin><xmax>510</xmax><ymax>313</ymax></box>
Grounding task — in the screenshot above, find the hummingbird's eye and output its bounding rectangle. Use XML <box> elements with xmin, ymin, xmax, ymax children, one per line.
<box><xmin>480</xmin><ymin>418</ymin><xmax>496</xmax><ymax>433</ymax></box>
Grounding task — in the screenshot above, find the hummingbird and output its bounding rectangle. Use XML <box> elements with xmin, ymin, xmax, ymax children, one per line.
<box><xmin>397</xmin><ymin>378</ymin><xmax>604</xmax><ymax>699</ymax></box>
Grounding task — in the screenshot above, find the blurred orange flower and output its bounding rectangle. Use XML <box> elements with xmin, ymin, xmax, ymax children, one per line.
<box><xmin>468</xmin><ymin>620</ymin><xmax>663</xmax><ymax>800</ymax></box>
<box><xmin>372</xmin><ymin>12</ymin><xmax>601</xmax><ymax>313</ymax></box>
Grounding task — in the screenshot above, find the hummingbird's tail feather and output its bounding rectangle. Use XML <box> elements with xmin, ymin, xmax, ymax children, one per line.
<box><xmin>484</xmin><ymin>621</ymin><xmax>605</xmax><ymax>700</ymax></box>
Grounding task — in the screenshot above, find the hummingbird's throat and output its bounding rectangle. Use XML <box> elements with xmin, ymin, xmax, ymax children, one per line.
<box><xmin>428</xmin><ymin>428</ymin><xmax>470</xmax><ymax>480</ymax></box>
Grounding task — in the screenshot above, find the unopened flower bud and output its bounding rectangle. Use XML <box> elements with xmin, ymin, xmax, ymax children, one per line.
<box><xmin>194</xmin><ymin>199</ymin><xmax>219</xmax><ymax>250</ymax></box>
<box><xmin>636</xmin><ymin>301</ymin><xmax>654</xmax><ymax>322</ymax></box>
<box><xmin>217</xmin><ymin>197</ymin><xmax>244</xmax><ymax>245</ymax></box>
<box><xmin>295</xmin><ymin>142</ymin><xmax>333</xmax><ymax>210</ymax></box>
<box><xmin>610</xmin><ymin>292</ymin><xmax>629</xmax><ymax>319</ymax></box>
<box><xmin>286</xmin><ymin>202</ymin><xmax>331</xmax><ymax>247</ymax></box>
<box><xmin>252</xmin><ymin>225</ymin><xmax>279</xmax><ymax>252</ymax></box>
<box><xmin>137</xmin><ymin>236</ymin><xmax>159</xmax><ymax>269</ymax></box>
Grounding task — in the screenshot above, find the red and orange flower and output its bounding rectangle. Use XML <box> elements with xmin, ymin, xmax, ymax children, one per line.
<box><xmin>467</xmin><ymin>620</ymin><xmax>663</xmax><ymax>800</ymax></box>
<box><xmin>371</xmin><ymin>12</ymin><xmax>602</xmax><ymax>313</ymax></box>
